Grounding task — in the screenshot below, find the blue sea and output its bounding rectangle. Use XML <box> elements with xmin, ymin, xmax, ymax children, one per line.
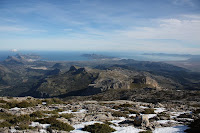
<box><xmin>0</xmin><ymin>51</ymin><xmax>189</xmax><ymax>62</ymax></box>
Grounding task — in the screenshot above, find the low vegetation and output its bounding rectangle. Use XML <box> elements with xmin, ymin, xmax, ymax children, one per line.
<box><xmin>82</xmin><ymin>123</ymin><xmax>116</xmax><ymax>133</ymax></box>
<box><xmin>36</xmin><ymin>117</ymin><xmax>74</xmax><ymax>131</ymax></box>
<box><xmin>30</xmin><ymin>111</ymin><xmax>45</xmax><ymax>118</ymax></box>
<box><xmin>0</xmin><ymin>113</ymin><xmax>32</xmax><ymax>129</ymax></box>
<box><xmin>0</xmin><ymin>100</ymin><xmax>41</xmax><ymax>109</ymax></box>
<box><xmin>142</xmin><ymin>108</ymin><xmax>155</xmax><ymax>114</ymax></box>
<box><xmin>157</xmin><ymin>112</ymin><xmax>170</xmax><ymax>119</ymax></box>
<box><xmin>42</xmin><ymin>98</ymin><xmax>63</xmax><ymax>105</ymax></box>
<box><xmin>112</xmin><ymin>111</ymin><xmax>128</xmax><ymax>117</ymax></box>
<box><xmin>59</xmin><ymin>113</ymin><xmax>74</xmax><ymax>119</ymax></box>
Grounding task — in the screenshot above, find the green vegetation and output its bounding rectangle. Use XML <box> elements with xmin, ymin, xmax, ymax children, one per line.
<box><xmin>30</xmin><ymin>111</ymin><xmax>45</xmax><ymax>118</ymax></box>
<box><xmin>42</xmin><ymin>98</ymin><xmax>63</xmax><ymax>105</ymax></box>
<box><xmin>72</xmin><ymin>109</ymin><xmax>78</xmax><ymax>112</ymax></box>
<box><xmin>0</xmin><ymin>112</ymin><xmax>15</xmax><ymax>120</ymax></box>
<box><xmin>104</xmin><ymin>121</ymin><xmax>116</xmax><ymax>126</ymax></box>
<box><xmin>16</xmin><ymin>123</ymin><xmax>34</xmax><ymax>130</ymax></box>
<box><xmin>0</xmin><ymin>99</ymin><xmax>7</xmax><ymax>103</ymax></box>
<box><xmin>36</xmin><ymin>117</ymin><xmax>74</xmax><ymax>131</ymax></box>
<box><xmin>0</xmin><ymin>100</ymin><xmax>41</xmax><ymax>109</ymax></box>
<box><xmin>9</xmin><ymin>114</ymin><xmax>31</xmax><ymax>124</ymax></box>
<box><xmin>0</xmin><ymin>113</ymin><xmax>32</xmax><ymax>128</ymax></box>
<box><xmin>0</xmin><ymin>121</ymin><xmax>12</xmax><ymax>128</ymax></box>
<box><xmin>112</xmin><ymin>111</ymin><xmax>128</xmax><ymax>117</ymax></box>
<box><xmin>142</xmin><ymin>108</ymin><xmax>155</xmax><ymax>114</ymax></box>
<box><xmin>127</xmin><ymin>109</ymin><xmax>139</xmax><ymax>114</ymax></box>
<box><xmin>59</xmin><ymin>113</ymin><xmax>74</xmax><ymax>119</ymax></box>
<box><xmin>82</xmin><ymin>123</ymin><xmax>116</xmax><ymax>133</ymax></box>
<box><xmin>157</xmin><ymin>112</ymin><xmax>170</xmax><ymax>119</ymax></box>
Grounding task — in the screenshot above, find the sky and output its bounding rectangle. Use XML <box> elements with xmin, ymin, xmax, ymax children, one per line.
<box><xmin>0</xmin><ymin>0</ymin><xmax>200</xmax><ymax>54</ymax></box>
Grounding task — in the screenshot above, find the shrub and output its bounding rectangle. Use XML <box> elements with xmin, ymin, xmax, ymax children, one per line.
<box><xmin>119</xmin><ymin>104</ymin><xmax>132</xmax><ymax>108</ymax></box>
<box><xmin>5</xmin><ymin>100</ymin><xmax>18</xmax><ymax>109</ymax></box>
<box><xmin>157</xmin><ymin>112</ymin><xmax>170</xmax><ymax>119</ymax></box>
<box><xmin>9</xmin><ymin>114</ymin><xmax>31</xmax><ymax>124</ymax></box>
<box><xmin>113</xmin><ymin>105</ymin><xmax>121</xmax><ymax>110</ymax></box>
<box><xmin>82</xmin><ymin>123</ymin><xmax>116</xmax><ymax>133</ymax></box>
<box><xmin>0</xmin><ymin>100</ymin><xmax>40</xmax><ymax>109</ymax></box>
<box><xmin>30</xmin><ymin>111</ymin><xmax>44</xmax><ymax>118</ymax></box>
<box><xmin>128</xmin><ymin>110</ymin><xmax>139</xmax><ymax>114</ymax></box>
<box><xmin>72</xmin><ymin>109</ymin><xmax>78</xmax><ymax>112</ymax></box>
<box><xmin>16</xmin><ymin>123</ymin><xmax>33</xmax><ymax>130</ymax></box>
<box><xmin>0</xmin><ymin>121</ymin><xmax>12</xmax><ymax>128</ymax></box>
<box><xmin>60</xmin><ymin>113</ymin><xmax>74</xmax><ymax>119</ymax></box>
<box><xmin>104</xmin><ymin>121</ymin><xmax>116</xmax><ymax>126</ymax></box>
<box><xmin>142</xmin><ymin>109</ymin><xmax>155</xmax><ymax>114</ymax></box>
<box><xmin>112</xmin><ymin>111</ymin><xmax>128</xmax><ymax>118</ymax></box>
<box><xmin>0</xmin><ymin>99</ymin><xmax>7</xmax><ymax>103</ymax></box>
<box><xmin>42</xmin><ymin>98</ymin><xmax>63</xmax><ymax>105</ymax></box>
<box><xmin>36</xmin><ymin>117</ymin><xmax>74</xmax><ymax>131</ymax></box>
<box><xmin>16</xmin><ymin>101</ymin><xmax>32</xmax><ymax>108</ymax></box>
<box><xmin>0</xmin><ymin>112</ymin><xmax>15</xmax><ymax>120</ymax></box>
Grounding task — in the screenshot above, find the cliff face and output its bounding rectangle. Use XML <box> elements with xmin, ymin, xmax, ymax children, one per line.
<box><xmin>92</xmin><ymin>69</ymin><xmax>162</xmax><ymax>91</ymax></box>
<box><xmin>24</xmin><ymin>66</ymin><xmax>164</xmax><ymax>97</ymax></box>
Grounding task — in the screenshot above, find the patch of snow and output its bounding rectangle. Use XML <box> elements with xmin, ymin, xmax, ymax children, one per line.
<box><xmin>141</xmin><ymin>114</ymin><xmax>157</xmax><ymax>119</ymax></box>
<box><xmin>140</xmin><ymin>106</ymin><xmax>148</xmax><ymax>109</ymax></box>
<box><xmin>9</xmin><ymin>107</ymin><xmax>21</xmax><ymax>111</ymax></box>
<box><xmin>10</xmin><ymin>128</ymin><xmax>17</xmax><ymax>133</ymax></box>
<box><xmin>59</xmin><ymin>109</ymin><xmax>87</xmax><ymax>114</ymax></box>
<box><xmin>154</xmin><ymin>108</ymin><xmax>166</xmax><ymax>113</ymax></box>
<box><xmin>112</xmin><ymin>126</ymin><xmax>143</xmax><ymax>133</ymax></box>
<box><xmin>30</xmin><ymin>122</ymin><xmax>50</xmax><ymax>128</ymax></box>
<box><xmin>153</xmin><ymin>125</ymin><xmax>188</xmax><ymax>133</ymax></box>
<box><xmin>129</xmin><ymin>114</ymin><xmax>136</xmax><ymax>117</ymax></box>
<box><xmin>71</xmin><ymin>121</ymin><xmax>102</xmax><ymax>133</ymax></box>
<box><xmin>42</xmin><ymin>102</ymin><xmax>47</xmax><ymax>105</ymax></box>
<box><xmin>39</xmin><ymin>129</ymin><xmax>47</xmax><ymax>133</ymax></box>
<box><xmin>157</xmin><ymin>120</ymin><xmax>177</xmax><ymax>124</ymax></box>
<box><xmin>177</xmin><ymin>118</ymin><xmax>193</xmax><ymax>121</ymax></box>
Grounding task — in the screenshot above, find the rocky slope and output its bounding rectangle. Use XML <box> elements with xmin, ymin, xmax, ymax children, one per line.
<box><xmin>0</xmin><ymin>54</ymin><xmax>200</xmax><ymax>98</ymax></box>
<box><xmin>0</xmin><ymin>97</ymin><xmax>199</xmax><ymax>133</ymax></box>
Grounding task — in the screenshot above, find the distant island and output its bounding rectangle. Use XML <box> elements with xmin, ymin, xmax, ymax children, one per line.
<box><xmin>82</xmin><ymin>54</ymin><xmax>118</xmax><ymax>60</ymax></box>
<box><xmin>143</xmin><ymin>53</ymin><xmax>192</xmax><ymax>57</ymax></box>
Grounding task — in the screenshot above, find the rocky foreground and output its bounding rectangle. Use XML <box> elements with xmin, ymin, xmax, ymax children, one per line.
<box><xmin>0</xmin><ymin>97</ymin><xmax>200</xmax><ymax>133</ymax></box>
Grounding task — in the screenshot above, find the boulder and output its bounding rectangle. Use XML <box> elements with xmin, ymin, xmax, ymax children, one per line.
<box><xmin>134</xmin><ymin>114</ymin><xmax>149</xmax><ymax>127</ymax></box>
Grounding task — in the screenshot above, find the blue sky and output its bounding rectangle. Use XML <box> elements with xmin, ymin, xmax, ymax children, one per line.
<box><xmin>0</xmin><ymin>0</ymin><xmax>200</xmax><ymax>54</ymax></box>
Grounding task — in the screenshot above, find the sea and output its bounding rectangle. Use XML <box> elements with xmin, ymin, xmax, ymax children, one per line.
<box><xmin>0</xmin><ymin>50</ymin><xmax>189</xmax><ymax>62</ymax></box>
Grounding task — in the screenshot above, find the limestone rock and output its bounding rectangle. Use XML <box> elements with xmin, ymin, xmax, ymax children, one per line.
<box><xmin>134</xmin><ymin>114</ymin><xmax>149</xmax><ymax>127</ymax></box>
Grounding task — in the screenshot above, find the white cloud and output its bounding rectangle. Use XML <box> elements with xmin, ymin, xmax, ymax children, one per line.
<box><xmin>0</xmin><ymin>26</ymin><xmax>27</xmax><ymax>32</ymax></box>
<box><xmin>115</xmin><ymin>15</ymin><xmax>200</xmax><ymax>43</ymax></box>
<box><xmin>0</xmin><ymin>26</ymin><xmax>47</xmax><ymax>33</ymax></box>
<box><xmin>172</xmin><ymin>0</ymin><xmax>195</xmax><ymax>6</ymax></box>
